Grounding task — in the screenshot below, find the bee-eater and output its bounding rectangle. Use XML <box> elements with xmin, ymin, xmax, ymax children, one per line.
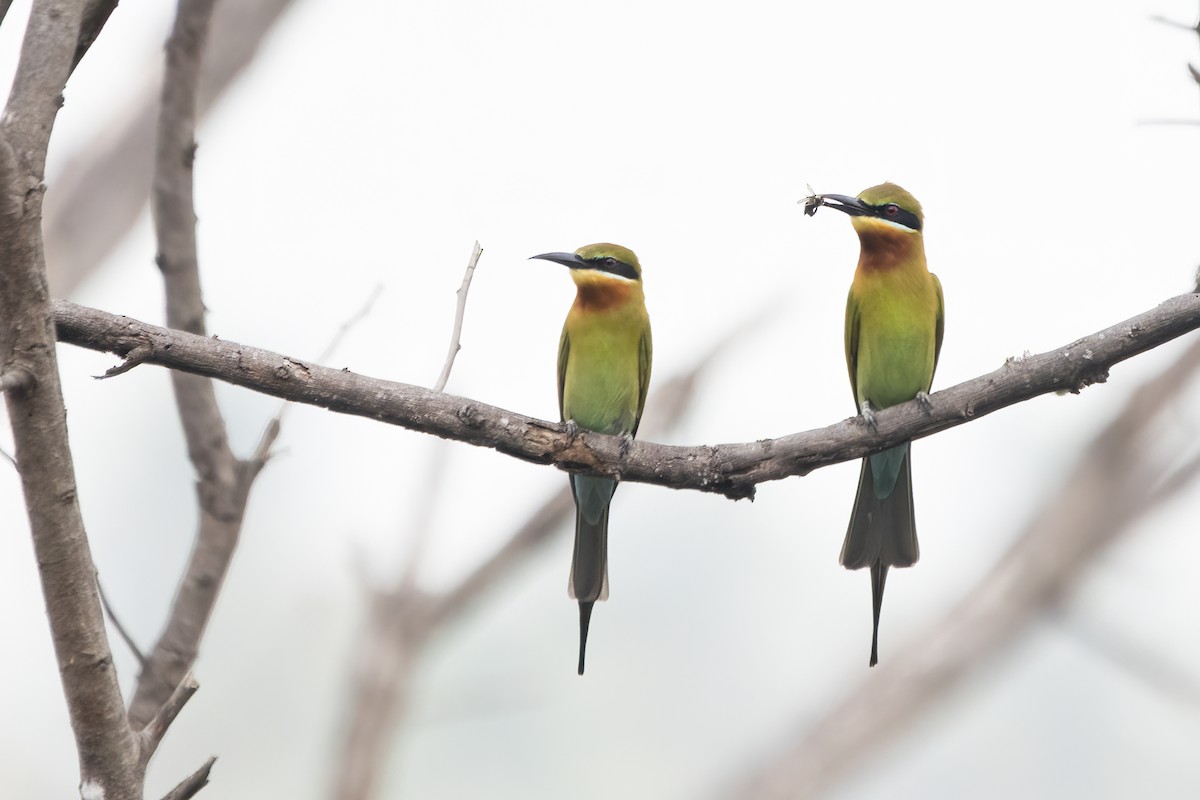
<box><xmin>530</xmin><ymin>243</ymin><xmax>652</xmax><ymax>675</ymax></box>
<box><xmin>806</xmin><ymin>182</ymin><xmax>944</xmax><ymax>667</ymax></box>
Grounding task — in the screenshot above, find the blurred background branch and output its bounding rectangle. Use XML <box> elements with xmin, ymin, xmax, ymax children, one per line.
<box><xmin>44</xmin><ymin>0</ymin><xmax>299</xmax><ymax>297</ymax></box>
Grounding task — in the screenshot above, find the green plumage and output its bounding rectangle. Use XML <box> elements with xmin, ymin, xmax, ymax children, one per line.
<box><xmin>536</xmin><ymin>242</ymin><xmax>651</xmax><ymax>675</ymax></box>
<box><xmin>820</xmin><ymin>182</ymin><xmax>944</xmax><ymax>667</ymax></box>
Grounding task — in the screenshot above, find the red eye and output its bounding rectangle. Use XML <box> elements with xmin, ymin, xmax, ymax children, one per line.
<box><xmin>884</xmin><ymin>204</ymin><xmax>899</xmax><ymax>216</ymax></box>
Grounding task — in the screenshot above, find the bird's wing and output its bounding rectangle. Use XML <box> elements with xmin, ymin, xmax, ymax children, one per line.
<box><xmin>845</xmin><ymin>287</ymin><xmax>861</xmax><ymax>409</ymax></box>
<box><xmin>632</xmin><ymin>327</ymin><xmax>652</xmax><ymax>436</ymax></box>
<box><xmin>557</xmin><ymin>326</ymin><xmax>570</xmax><ymax>421</ymax></box>
<box><xmin>932</xmin><ymin>272</ymin><xmax>945</xmax><ymax>381</ymax></box>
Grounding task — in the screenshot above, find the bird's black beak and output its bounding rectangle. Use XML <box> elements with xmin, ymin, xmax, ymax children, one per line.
<box><xmin>802</xmin><ymin>193</ymin><xmax>869</xmax><ymax>218</ymax></box>
<box><xmin>530</xmin><ymin>252</ymin><xmax>586</xmax><ymax>269</ymax></box>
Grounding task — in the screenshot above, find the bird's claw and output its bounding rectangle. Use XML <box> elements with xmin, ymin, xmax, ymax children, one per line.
<box><xmin>915</xmin><ymin>391</ymin><xmax>934</xmax><ymax>415</ymax></box>
<box><xmin>859</xmin><ymin>401</ymin><xmax>878</xmax><ymax>433</ymax></box>
<box><xmin>619</xmin><ymin>433</ymin><xmax>635</xmax><ymax>459</ymax></box>
<box><xmin>564</xmin><ymin>419</ymin><xmax>581</xmax><ymax>441</ymax></box>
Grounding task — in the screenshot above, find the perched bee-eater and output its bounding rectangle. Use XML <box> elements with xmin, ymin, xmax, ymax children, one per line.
<box><xmin>805</xmin><ymin>182</ymin><xmax>944</xmax><ymax>667</ymax></box>
<box><xmin>530</xmin><ymin>243</ymin><xmax>652</xmax><ymax>675</ymax></box>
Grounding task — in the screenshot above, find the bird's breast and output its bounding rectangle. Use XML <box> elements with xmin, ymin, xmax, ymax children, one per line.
<box><xmin>561</xmin><ymin>314</ymin><xmax>645</xmax><ymax>435</ymax></box>
<box><xmin>852</xmin><ymin>270</ymin><xmax>940</xmax><ymax>409</ymax></box>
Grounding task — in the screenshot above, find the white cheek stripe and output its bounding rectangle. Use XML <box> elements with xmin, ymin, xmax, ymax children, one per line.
<box><xmin>865</xmin><ymin>217</ymin><xmax>918</xmax><ymax>233</ymax></box>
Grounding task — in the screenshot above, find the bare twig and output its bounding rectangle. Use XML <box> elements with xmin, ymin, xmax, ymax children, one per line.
<box><xmin>45</xmin><ymin>0</ymin><xmax>300</xmax><ymax>298</ymax></box>
<box><xmin>248</xmin><ymin>415</ymin><xmax>282</xmax><ymax>471</ymax></box>
<box><xmin>52</xmin><ymin>292</ymin><xmax>1200</xmax><ymax>499</ymax></box>
<box><xmin>160</xmin><ymin>756</ymin><xmax>217</xmax><ymax>800</ymax></box>
<box><xmin>729</xmin><ymin>336</ymin><xmax>1200</xmax><ymax>800</ymax></box>
<box><xmin>1149</xmin><ymin>14</ymin><xmax>1200</xmax><ymax>33</ymax></box>
<box><xmin>267</xmin><ymin>284</ymin><xmax>385</xmax><ymax>436</ymax></box>
<box><xmin>433</xmin><ymin>241</ymin><xmax>483</xmax><ymax>393</ymax></box>
<box><xmin>230</xmin><ymin>286</ymin><xmax>383</xmax><ymax>520</ymax></box>
<box><xmin>393</xmin><ymin>248</ymin><xmax>485</xmax><ymax>589</ymax></box>
<box><xmin>317</xmin><ymin>285</ymin><xmax>385</xmax><ymax>364</ymax></box>
<box><xmin>0</xmin><ymin>1</ymin><xmax>144</xmax><ymax>796</ymax></box>
<box><xmin>138</xmin><ymin>672</ymin><xmax>200</xmax><ymax>766</ymax></box>
<box><xmin>98</xmin><ymin>579</ymin><xmax>149</xmax><ymax>671</ymax></box>
<box><xmin>98</xmin><ymin>344</ymin><xmax>153</xmax><ymax>378</ymax></box>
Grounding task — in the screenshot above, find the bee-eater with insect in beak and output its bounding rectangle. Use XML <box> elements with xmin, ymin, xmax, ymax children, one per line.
<box><xmin>804</xmin><ymin>182</ymin><xmax>944</xmax><ymax>667</ymax></box>
<box><xmin>530</xmin><ymin>243</ymin><xmax>652</xmax><ymax>675</ymax></box>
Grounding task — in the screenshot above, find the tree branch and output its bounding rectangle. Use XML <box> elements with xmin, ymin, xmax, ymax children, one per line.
<box><xmin>138</xmin><ymin>672</ymin><xmax>200</xmax><ymax>767</ymax></box>
<box><xmin>52</xmin><ymin>292</ymin><xmax>1200</xmax><ymax>498</ymax></box>
<box><xmin>126</xmin><ymin>0</ymin><xmax>255</xmax><ymax>741</ymax></box>
<box><xmin>433</xmin><ymin>241</ymin><xmax>483</xmax><ymax>392</ymax></box>
<box><xmin>160</xmin><ymin>756</ymin><xmax>216</xmax><ymax>800</ymax></box>
<box><xmin>0</xmin><ymin>1</ymin><xmax>143</xmax><ymax>797</ymax></box>
<box><xmin>98</xmin><ymin>578</ymin><xmax>150</xmax><ymax>671</ymax></box>
<box><xmin>70</xmin><ymin>0</ymin><xmax>119</xmax><ymax>73</ymax></box>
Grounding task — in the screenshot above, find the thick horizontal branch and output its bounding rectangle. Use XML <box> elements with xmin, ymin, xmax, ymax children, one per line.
<box><xmin>52</xmin><ymin>293</ymin><xmax>1200</xmax><ymax>500</ymax></box>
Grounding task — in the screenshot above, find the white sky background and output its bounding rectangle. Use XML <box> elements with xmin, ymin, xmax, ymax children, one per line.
<box><xmin>2</xmin><ymin>0</ymin><xmax>1200</xmax><ymax>797</ymax></box>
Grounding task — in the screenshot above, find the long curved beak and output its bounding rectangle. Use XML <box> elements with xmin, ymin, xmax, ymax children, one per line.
<box><xmin>530</xmin><ymin>252</ymin><xmax>585</xmax><ymax>269</ymax></box>
<box><xmin>811</xmin><ymin>193</ymin><xmax>870</xmax><ymax>218</ymax></box>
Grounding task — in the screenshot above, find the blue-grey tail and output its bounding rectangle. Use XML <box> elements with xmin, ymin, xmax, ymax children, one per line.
<box><xmin>840</xmin><ymin>443</ymin><xmax>918</xmax><ymax>667</ymax></box>
<box><xmin>577</xmin><ymin>601</ymin><xmax>594</xmax><ymax>675</ymax></box>
<box><xmin>570</xmin><ymin>474</ymin><xmax>616</xmax><ymax>675</ymax></box>
<box><xmin>869</xmin><ymin>562</ymin><xmax>886</xmax><ymax>667</ymax></box>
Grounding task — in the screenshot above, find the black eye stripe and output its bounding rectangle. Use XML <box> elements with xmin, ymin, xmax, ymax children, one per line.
<box><xmin>585</xmin><ymin>257</ymin><xmax>639</xmax><ymax>280</ymax></box>
<box><xmin>870</xmin><ymin>204</ymin><xmax>921</xmax><ymax>231</ymax></box>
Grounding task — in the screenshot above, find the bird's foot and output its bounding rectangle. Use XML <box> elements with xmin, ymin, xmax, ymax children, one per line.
<box><xmin>619</xmin><ymin>433</ymin><xmax>635</xmax><ymax>459</ymax></box>
<box><xmin>859</xmin><ymin>401</ymin><xmax>878</xmax><ymax>433</ymax></box>
<box><xmin>915</xmin><ymin>391</ymin><xmax>934</xmax><ymax>415</ymax></box>
<box><xmin>563</xmin><ymin>419</ymin><xmax>581</xmax><ymax>442</ymax></box>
